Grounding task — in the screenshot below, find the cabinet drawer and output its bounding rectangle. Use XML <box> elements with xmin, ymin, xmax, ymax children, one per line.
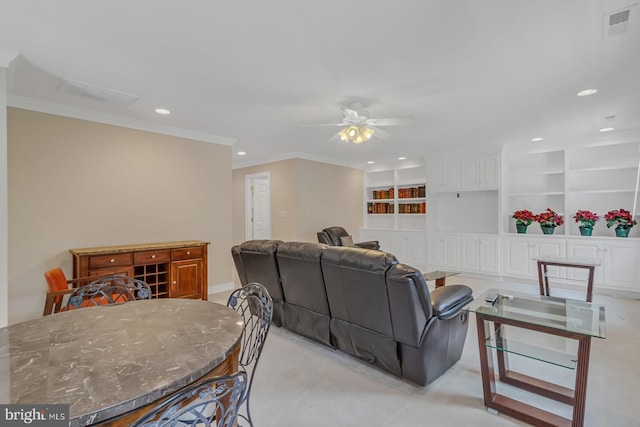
<box><xmin>88</xmin><ymin>253</ymin><xmax>133</xmax><ymax>269</ymax></box>
<box><xmin>134</xmin><ymin>249</ymin><xmax>171</xmax><ymax>264</ymax></box>
<box><xmin>172</xmin><ymin>246</ymin><xmax>204</xmax><ymax>260</ymax></box>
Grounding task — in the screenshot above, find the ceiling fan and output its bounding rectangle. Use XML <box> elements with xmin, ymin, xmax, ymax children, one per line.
<box><xmin>304</xmin><ymin>103</ymin><xmax>412</xmax><ymax>144</ymax></box>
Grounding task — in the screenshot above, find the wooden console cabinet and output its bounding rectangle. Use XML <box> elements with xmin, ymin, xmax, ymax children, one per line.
<box><xmin>69</xmin><ymin>240</ymin><xmax>209</xmax><ymax>300</ymax></box>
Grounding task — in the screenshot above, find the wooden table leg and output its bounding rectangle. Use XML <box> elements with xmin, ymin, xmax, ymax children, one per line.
<box><xmin>475</xmin><ymin>315</ymin><xmax>496</xmax><ymax>407</ymax></box>
<box><xmin>435</xmin><ymin>277</ymin><xmax>445</xmax><ymax>288</ymax></box>
<box><xmin>572</xmin><ymin>337</ymin><xmax>592</xmax><ymax>427</ymax></box>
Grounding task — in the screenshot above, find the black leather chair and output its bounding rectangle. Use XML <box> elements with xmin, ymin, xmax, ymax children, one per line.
<box><xmin>317</xmin><ymin>226</ymin><xmax>380</xmax><ymax>250</ymax></box>
<box><xmin>276</xmin><ymin>242</ymin><xmax>332</xmax><ymax>347</ymax></box>
<box><xmin>232</xmin><ymin>240</ymin><xmax>285</xmax><ymax>327</ymax></box>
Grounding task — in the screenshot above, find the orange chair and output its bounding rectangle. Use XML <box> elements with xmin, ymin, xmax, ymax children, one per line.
<box><xmin>43</xmin><ymin>268</ymin><xmax>125</xmax><ymax>316</ymax></box>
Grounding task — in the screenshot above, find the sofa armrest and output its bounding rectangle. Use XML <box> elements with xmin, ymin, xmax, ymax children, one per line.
<box><xmin>430</xmin><ymin>285</ymin><xmax>473</xmax><ymax>320</ymax></box>
<box><xmin>354</xmin><ymin>240</ymin><xmax>380</xmax><ymax>250</ymax></box>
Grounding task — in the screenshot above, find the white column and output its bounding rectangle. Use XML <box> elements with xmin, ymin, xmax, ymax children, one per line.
<box><xmin>0</xmin><ymin>50</ymin><xmax>18</xmax><ymax>327</ymax></box>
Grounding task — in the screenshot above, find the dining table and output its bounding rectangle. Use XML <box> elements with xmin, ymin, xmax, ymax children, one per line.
<box><xmin>0</xmin><ymin>298</ymin><xmax>244</xmax><ymax>426</ymax></box>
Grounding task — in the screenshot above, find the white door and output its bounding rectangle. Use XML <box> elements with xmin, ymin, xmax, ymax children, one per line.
<box><xmin>245</xmin><ymin>173</ymin><xmax>271</xmax><ymax>240</ymax></box>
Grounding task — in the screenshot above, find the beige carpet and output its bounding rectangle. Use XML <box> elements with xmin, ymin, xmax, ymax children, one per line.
<box><xmin>212</xmin><ymin>275</ymin><xmax>640</xmax><ymax>426</ymax></box>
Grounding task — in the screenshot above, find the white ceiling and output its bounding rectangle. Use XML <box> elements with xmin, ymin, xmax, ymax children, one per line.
<box><xmin>2</xmin><ymin>0</ymin><xmax>640</xmax><ymax>169</ymax></box>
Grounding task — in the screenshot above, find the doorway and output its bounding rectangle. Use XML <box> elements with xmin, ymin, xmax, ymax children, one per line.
<box><xmin>245</xmin><ymin>172</ymin><xmax>272</xmax><ymax>240</ymax></box>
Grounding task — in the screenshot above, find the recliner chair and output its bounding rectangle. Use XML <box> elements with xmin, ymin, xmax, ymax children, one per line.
<box><xmin>317</xmin><ymin>226</ymin><xmax>380</xmax><ymax>250</ymax></box>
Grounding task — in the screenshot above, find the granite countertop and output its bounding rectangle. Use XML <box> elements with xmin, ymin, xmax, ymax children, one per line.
<box><xmin>69</xmin><ymin>240</ymin><xmax>210</xmax><ymax>256</ymax></box>
<box><xmin>0</xmin><ymin>299</ymin><xmax>243</xmax><ymax>426</ymax></box>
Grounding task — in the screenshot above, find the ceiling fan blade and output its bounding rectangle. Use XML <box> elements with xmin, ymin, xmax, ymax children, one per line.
<box><xmin>300</xmin><ymin>123</ymin><xmax>345</xmax><ymax>127</ymax></box>
<box><xmin>370</xmin><ymin>127</ymin><xmax>391</xmax><ymax>140</ymax></box>
<box><xmin>341</xmin><ymin>107</ymin><xmax>361</xmax><ymax>122</ymax></box>
<box><xmin>329</xmin><ymin>132</ymin><xmax>343</xmax><ymax>142</ymax></box>
<box><xmin>366</xmin><ymin>117</ymin><xmax>413</xmax><ymax>126</ymax></box>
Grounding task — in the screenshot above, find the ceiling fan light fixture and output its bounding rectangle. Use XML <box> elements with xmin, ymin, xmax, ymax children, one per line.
<box><xmin>339</xmin><ymin>125</ymin><xmax>374</xmax><ymax>144</ymax></box>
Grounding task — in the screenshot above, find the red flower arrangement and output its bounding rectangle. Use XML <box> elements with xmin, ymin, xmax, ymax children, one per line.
<box><xmin>534</xmin><ymin>208</ymin><xmax>564</xmax><ymax>227</ymax></box>
<box><xmin>573</xmin><ymin>210</ymin><xmax>599</xmax><ymax>227</ymax></box>
<box><xmin>604</xmin><ymin>209</ymin><xmax>637</xmax><ymax>228</ymax></box>
<box><xmin>512</xmin><ymin>209</ymin><xmax>534</xmax><ymax>226</ymax></box>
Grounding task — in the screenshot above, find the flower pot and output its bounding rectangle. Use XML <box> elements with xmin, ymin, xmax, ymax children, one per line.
<box><xmin>579</xmin><ymin>225</ymin><xmax>593</xmax><ymax>236</ymax></box>
<box><xmin>540</xmin><ymin>224</ymin><xmax>555</xmax><ymax>235</ymax></box>
<box><xmin>615</xmin><ymin>225</ymin><xmax>631</xmax><ymax>238</ymax></box>
<box><xmin>516</xmin><ymin>223</ymin><xmax>528</xmax><ymax>234</ymax></box>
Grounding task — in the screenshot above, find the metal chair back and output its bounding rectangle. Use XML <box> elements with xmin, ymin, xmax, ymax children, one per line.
<box><xmin>66</xmin><ymin>275</ymin><xmax>151</xmax><ymax>310</ymax></box>
<box><xmin>227</xmin><ymin>283</ymin><xmax>273</xmax><ymax>427</ymax></box>
<box><xmin>131</xmin><ymin>371</ymin><xmax>247</xmax><ymax>427</ymax></box>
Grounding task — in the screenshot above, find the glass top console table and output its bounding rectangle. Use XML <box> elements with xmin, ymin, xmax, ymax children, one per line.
<box><xmin>465</xmin><ymin>289</ymin><xmax>605</xmax><ymax>427</ymax></box>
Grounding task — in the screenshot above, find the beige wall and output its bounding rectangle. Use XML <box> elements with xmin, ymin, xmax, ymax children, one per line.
<box><xmin>0</xmin><ymin>68</ymin><xmax>7</xmax><ymax>326</ymax></box>
<box><xmin>232</xmin><ymin>158</ymin><xmax>363</xmax><ymax>244</ymax></box>
<box><xmin>8</xmin><ymin>108</ymin><xmax>232</xmax><ymax>324</ymax></box>
<box><xmin>294</xmin><ymin>159</ymin><xmax>363</xmax><ymax>242</ymax></box>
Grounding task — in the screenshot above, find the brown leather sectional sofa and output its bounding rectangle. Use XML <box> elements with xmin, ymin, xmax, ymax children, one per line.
<box><xmin>231</xmin><ymin>239</ymin><xmax>473</xmax><ymax>386</ymax></box>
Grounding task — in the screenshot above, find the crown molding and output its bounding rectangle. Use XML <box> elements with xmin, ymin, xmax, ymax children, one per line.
<box><xmin>232</xmin><ymin>151</ymin><xmax>363</xmax><ymax>170</ymax></box>
<box><xmin>8</xmin><ymin>95</ymin><xmax>236</xmax><ymax>146</ymax></box>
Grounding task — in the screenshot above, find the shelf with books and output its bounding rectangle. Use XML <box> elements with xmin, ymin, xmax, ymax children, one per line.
<box><xmin>364</xmin><ymin>164</ymin><xmax>427</xmax><ymax>231</ymax></box>
<box><xmin>398</xmin><ymin>201</ymin><xmax>426</xmax><ymax>214</ymax></box>
<box><xmin>397</xmin><ymin>184</ymin><xmax>426</xmax><ymax>199</ymax></box>
<box><xmin>367</xmin><ymin>201</ymin><xmax>395</xmax><ymax>214</ymax></box>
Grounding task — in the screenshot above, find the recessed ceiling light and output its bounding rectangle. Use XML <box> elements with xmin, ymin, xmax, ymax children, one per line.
<box><xmin>237</xmin><ymin>151</ymin><xmax>247</xmax><ymax>156</ymax></box>
<box><xmin>531</xmin><ymin>137</ymin><xmax>544</xmax><ymax>142</ymax></box>
<box><xmin>398</xmin><ymin>157</ymin><xmax>406</xmax><ymax>160</ymax></box>
<box><xmin>599</xmin><ymin>127</ymin><xmax>614</xmax><ymax>132</ymax></box>
<box><xmin>367</xmin><ymin>161</ymin><xmax>374</xmax><ymax>164</ymax></box>
<box><xmin>577</xmin><ymin>89</ymin><xmax>598</xmax><ymax>97</ymax></box>
<box><xmin>155</xmin><ymin>108</ymin><xmax>171</xmax><ymax>115</ymax></box>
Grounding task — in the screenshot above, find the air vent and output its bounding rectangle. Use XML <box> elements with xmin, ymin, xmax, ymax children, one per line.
<box><xmin>604</xmin><ymin>6</ymin><xmax>634</xmax><ymax>37</ymax></box>
<box><xmin>610</xmin><ymin>9</ymin><xmax>630</xmax><ymax>26</ymax></box>
<box><xmin>60</xmin><ymin>79</ymin><xmax>138</xmax><ymax>106</ymax></box>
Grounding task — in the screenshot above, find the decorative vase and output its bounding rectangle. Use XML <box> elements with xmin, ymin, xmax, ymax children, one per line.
<box><xmin>615</xmin><ymin>225</ymin><xmax>631</xmax><ymax>238</ymax></box>
<box><xmin>516</xmin><ymin>223</ymin><xmax>528</xmax><ymax>234</ymax></box>
<box><xmin>540</xmin><ymin>224</ymin><xmax>555</xmax><ymax>235</ymax></box>
<box><xmin>579</xmin><ymin>225</ymin><xmax>593</xmax><ymax>236</ymax></box>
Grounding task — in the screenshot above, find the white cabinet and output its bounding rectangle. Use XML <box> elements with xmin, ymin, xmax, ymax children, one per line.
<box><xmin>360</xmin><ymin>229</ymin><xmax>426</xmax><ymax>269</ymax></box>
<box><xmin>359</xmin><ymin>229</ymin><xmax>392</xmax><ymax>253</ymax></box>
<box><xmin>428</xmin><ymin>160</ymin><xmax>460</xmax><ymax>192</ymax></box>
<box><xmin>503</xmin><ymin>236</ymin><xmax>566</xmax><ymax>278</ymax></box>
<box><xmin>460</xmin><ymin>156</ymin><xmax>500</xmax><ymax>189</ymax></box>
<box><xmin>602</xmin><ymin>239</ymin><xmax>640</xmax><ymax>291</ymax></box>
<box><xmin>392</xmin><ymin>231</ymin><xmax>426</xmax><ymax>269</ymax></box>
<box><xmin>427</xmin><ymin>233</ymin><xmax>460</xmax><ymax>269</ymax></box>
<box><xmin>460</xmin><ymin>234</ymin><xmax>501</xmax><ymax>274</ymax></box>
<box><xmin>566</xmin><ymin>239</ymin><xmax>605</xmax><ymax>284</ymax></box>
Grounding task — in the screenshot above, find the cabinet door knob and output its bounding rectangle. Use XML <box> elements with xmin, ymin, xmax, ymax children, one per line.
<box><xmin>186</xmin><ymin>251</ymin><xmax>191</xmax><ymax>255</ymax></box>
<box><xmin>173</xmin><ymin>281</ymin><xmax>177</xmax><ymax>285</ymax></box>
<box><xmin>109</xmin><ymin>258</ymin><xmax>115</xmax><ymax>263</ymax></box>
<box><xmin>151</xmin><ymin>254</ymin><xmax>156</xmax><ymax>259</ymax></box>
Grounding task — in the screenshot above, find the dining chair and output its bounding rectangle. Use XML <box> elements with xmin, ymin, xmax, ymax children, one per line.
<box><xmin>226</xmin><ymin>283</ymin><xmax>273</xmax><ymax>427</ymax></box>
<box><xmin>66</xmin><ymin>275</ymin><xmax>152</xmax><ymax>311</ymax></box>
<box><xmin>131</xmin><ymin>371</ymin><xmax>247</xmax><ymax>427</ymax></box>
<box><xmin>43</xmin><ymin>268</ymin><xmax>106</xmax><ymax>316</ymax></box>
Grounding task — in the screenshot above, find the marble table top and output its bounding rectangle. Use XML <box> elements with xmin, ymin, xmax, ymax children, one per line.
<box><xmin>0</xmin><ymin>298</ymin><xmax>243</xmax><ymax>426</ymax></box>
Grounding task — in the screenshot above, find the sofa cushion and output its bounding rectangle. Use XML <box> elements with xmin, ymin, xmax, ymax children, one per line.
<box><xmin>321</xmin><ymin>246</ymin><xmax>397</xmax><ymax>337</ymax></box>
<box><xmin>277</xmin><ymin>242</ymin><xmax>332</xmax><ymax>346</ymax></box>
<box><xmin>238</xmin><ymin>239</ymin><xmax>285</xmax><ymax>326</ymax></box>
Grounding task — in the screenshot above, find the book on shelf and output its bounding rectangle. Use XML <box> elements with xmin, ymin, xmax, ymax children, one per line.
<box><xmin>367</xmin><ymin>202</ymin><xmax>394</xmax><ymax>214</ymax></box>
<box><xmin>398</xmin><ymin>185</ymin><xmax>426</xmax><ymax>199</ymax></box>
<box><xmin>372</xmin><ymin>187</ymin><xmax>394</xmax><ymax>200</ymax></box>
<box><xmin>398</xmin><ymin>201</ymin><xmax>426</xmax><ymax>214</ymax></box>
